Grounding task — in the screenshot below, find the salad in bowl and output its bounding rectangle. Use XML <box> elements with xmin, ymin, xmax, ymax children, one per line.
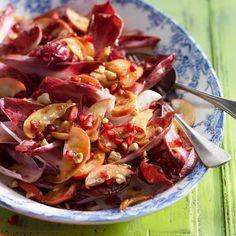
<box><xmin>0</xmin><ymin>1</ymin><xmax>210</xmax><ymax>220</ymax></box>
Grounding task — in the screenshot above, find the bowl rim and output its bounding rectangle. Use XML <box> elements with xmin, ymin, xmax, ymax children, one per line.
<box><xmin>0</xmin><ymin>0</ymin><xmax>224</xmax><ymax>224</ymax></box>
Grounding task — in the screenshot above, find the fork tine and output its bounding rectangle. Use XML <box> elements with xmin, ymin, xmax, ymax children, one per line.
<box><xmin>127</xmin><ymin>54</ymin><xmax>135</xmax><ymax>62</ymax></box>
<box><xmin>127</xmin><ymin>54</ymin><xmax>140</xmax><ymax>63</ymax></box>
<box><xmin>132</xmin><ymin>55</ymin><xmax>140</xmax><ymax>62</ymax></box>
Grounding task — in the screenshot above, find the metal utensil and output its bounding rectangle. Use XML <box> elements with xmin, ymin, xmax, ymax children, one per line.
<box><xmin>164</xmin><ymin>103</ymin><xmax>231</xmax><ymax>167</ymax></box>
<box><xmin>128</xmin><ymin>52</ymin><xmax>236</xmax><ymax>119</ymax></box>
<box><xmin>127</xmin><ymin>52</ymin><xmax>231</xmax><ymax>167</ymax></box>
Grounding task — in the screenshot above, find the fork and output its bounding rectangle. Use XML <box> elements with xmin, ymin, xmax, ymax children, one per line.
<box><xmin>127</xmin><ymin>53</ymin><xmax>231</xmax><ymax>168</ymax></box>
<box><xmin>128</xmin><ymin>52</ymin><xmax>236</xmax><ymax>119</ymax></box>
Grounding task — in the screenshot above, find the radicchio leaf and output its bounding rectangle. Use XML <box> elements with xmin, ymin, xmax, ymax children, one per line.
<box><xmin>0</xmin><ymin>121</ymin><xmax>24</xmax><ymax>143</ymax></box>
<box><xmin>141</xmin><ymin>53</ymin><xmax>176</xmax><ymax>91</ymax></box>
<box><xmin>0</xmin><ymin>54</ymin><xmax>101</xmax><ymax>78</ymax></box>
<box><xmin>179</xmin><ymin>148</ymin><xmax>198</xmax><ymax>178</ymax></box>
<box><xmin>0</xmin><ymin>121</ymin><xmax>62</xmax><ymax>171</ymax></box>
<box><xmin>29</xmin><ymin>41</ymin><xmax>73</xmax><ymax>65</ymax></box>
<box><xmin>118</xmin><ymin>34</ymin><xmax>160</xmax><ymax>50</ymax></box>
<box><xmin>140</xmin><ymin>162</ymin><xmax>172</xmax><ymax>186</ymax></box>
<box><xmin>88</xmin><ymin>3</ymin><xmax>123</xmax><ymax>56</ymax></box>
<box><xmin>15</xmin><ymin>140</ymin><xmax>61</xmax><ymax>156</ymax></box>
<box><xmin>91</xmin><ymin>2</ymin><xmax>116</xmax><ymax>15</ymax></box>
<box><xmin>164</xmin><ymin>124</ymin><xmax>198</xmax><ymax>178</ymax></box>
<box><xmin>35</xmin><ymin>76</ymin><xmax>115</xmax><ymax>105</ymax></box>
<box><xmin>0</xmin><ymin>98</ymin><xmax>42</xmax><ymax>129</ymax></box>
<box><xmin>0</xmin><ymin>145</ymin><xmax>44</xmax><ymax>182</ymax></box>
<box><xmin>0</xmin><ymin>25</ymin><xmax>42</xmax><ymax>56</ymax></box>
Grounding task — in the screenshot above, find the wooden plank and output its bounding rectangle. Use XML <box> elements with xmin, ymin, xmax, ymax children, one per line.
<box><xmin>208</xmin><ymin>0</ymin><xmax>236</xmax><ymax>235</ymax></box>
<box><xmin>146</xmin><ymin>2</ymin><xmax>226</xmax><ymax>235</ymax></box>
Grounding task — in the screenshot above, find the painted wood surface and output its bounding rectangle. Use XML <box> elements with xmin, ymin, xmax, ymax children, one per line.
<box><xmin>0</xmin><ymin>0</ymin><xmax>235</xmax><ymax>235</ymax></box>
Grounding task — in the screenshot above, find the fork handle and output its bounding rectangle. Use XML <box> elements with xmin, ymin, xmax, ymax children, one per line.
<box><xmin>165</xmin><ymin>104</ymin><xmax>231</xmax><ymax>168</ymax></box>
<box><xmin>175</xmin><ymin>83</ymin><xmax>236</xmax><ymax>119</ymax></box>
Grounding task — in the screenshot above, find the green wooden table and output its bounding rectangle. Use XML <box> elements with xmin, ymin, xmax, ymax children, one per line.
<box><xmin>1</xmin><ymin>0</ymin><xmax>236</xmax><ymax>235</ymax></box>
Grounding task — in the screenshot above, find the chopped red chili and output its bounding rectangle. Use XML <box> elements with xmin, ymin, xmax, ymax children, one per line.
<box><xmin>7</xmin><ymin>214</ymin><xmax>19</xmax><ymax>225</ymax></box>
<box><xmin>103</xmin><ymin>123</ymin><xmax>113</xmax><ymax>129</ymax></box>
<box><xmin>149</xmin><ymin>101</ymin><xmax>157</xmax><ymax>109</ymax></box>
<box><xmin>100</xmin><ymin>171</ymin><xmax>109</xmax><ymax>179</ymax></box>
<box><xmin>65</xmin><ymin>150</ymin><xmax>76</xmax><ymax>160</ymax></box>
<box><xmin>106</xmin><ymin>130</ymin><xmax>116</xmax><ymax>139</ymax></box>
<box><xmin>126</xmin><ymin>135</ymin><xmax>135</xmax><ymax>145</ymax></box>
<box><xmin>90</xmin><ymin>152</ymin><xmax>95</xmax><ymax>159</ymax></box>
<box><xmin>30</xmin><ymin>120</ymin><xmax>38</xmax><ymax>131</ymax></box>
<box><xmin>126</xmin><ymin>122</ymin><xmax>134</xmax><ymax>132</ymax></box>
<box><xmin>129</xmin><ymin>63</ymin><xmax>137</xmax><ymax>72</ymax></box>
<box><xmin>114</xmin><ymin>138</ymin><xmax>123</xmax><ymax>145</ymax></box>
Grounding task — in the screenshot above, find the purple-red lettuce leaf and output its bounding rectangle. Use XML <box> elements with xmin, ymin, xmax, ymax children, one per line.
<box><xmin>88</xmin><ymin>3</ymin><xmax>123</xmax><ymax>57</ymax></box>
<box><xmin>0</xmin><ymin>145</ymin><xmax>44</xmax><ymax>182</ymax></box>
<box><xmin>0</xmin><ymin>54</ymin><xmax>101</xmax><ymax>78</ymax></box>
<box><xmin>0</xmin><ymin>25</ymin><xmax>42</xmax><ymax>55</ymax></box>
<box><xmin>118</xmin><ymin>34</ymin><xmax>160</xmax><ymax>50</ymax></box>
<box><xmin>140</xmin><ymin>53</ymin><xmax>176</xmax><ymax>91</ymax></box>
<box><xmin>35</xmin><ymin>76</ymin><xmax>115</xmax><ymax>105</ymax></box>
<box><xmin>16</xmin><ymin>140</ymin><xmax>61</xmax><ymax>156</ymax></box>
<box><xmin>0</xmin><ymin>121</ymin><xmax>24</xmax><ymax>143</ymax></box>
<box><xmin>91</xmin><ymin>2</ymin><xmax>116</xmax><ymax>15</ymax></box>
<box><xmin>0</xmin><ymin>98</ymin><xmax>42</xmax><ymax>129</ymax></box>
<box><xmin>140</xmin><ymin>161</ymin><xmax>172</xmax><ymax>186</ymax></box>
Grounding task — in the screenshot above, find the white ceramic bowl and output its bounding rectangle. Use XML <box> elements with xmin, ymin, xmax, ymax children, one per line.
<box><xmin>0</xmin><ymin>0</ymin><xmax>224</xmax><ymax>224</ymax></box>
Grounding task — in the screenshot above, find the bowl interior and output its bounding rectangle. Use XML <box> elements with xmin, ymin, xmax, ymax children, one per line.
<box><xmin>0</xmin><ymin>0</ymin><xmax>224</xmax><ymax>224</ymax></box>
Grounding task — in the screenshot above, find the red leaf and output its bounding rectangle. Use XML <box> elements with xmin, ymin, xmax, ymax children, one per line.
<box><xmin>141</xmin><ymin>53</ymin><xmax>176</xmax><ymax>91</ymax></box>
<box><xmin>91</xmin><ymin>2</ymin><xmax>116</xmax><ymax>15</ymax></box>
<box><xmin>89</xmin><ymin>13</ymin><xmax>123</xmax><ymax>56</ymax></box>
<box><xmin>118</xmin><ymin>34</ymin><xmax>160</xmax><ymax>50</ymax></box>
<box><xmin>0</xmin><ymin>54</ymin><xmax>101</xmax><ymax>79</ymax></box>
<box><xmin>35</xmin><ymin>76</ymin><xmax>115</xmax><ymax>105</ymax></box>
<box><xmin>0</xmin><ymin>98</ymin><xmax>42</xmax><ymax>128</ymax></box>
<box><xmin>140</xmin><ymin>162</ymin><xmax>172</xmax><ymax>186</ymax></box>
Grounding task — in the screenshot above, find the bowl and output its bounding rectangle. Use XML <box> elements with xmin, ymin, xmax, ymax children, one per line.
<box><xmin>0</xmin><ymin>0</ymin><xmax>224</xmax><ymax>224</ymax></box>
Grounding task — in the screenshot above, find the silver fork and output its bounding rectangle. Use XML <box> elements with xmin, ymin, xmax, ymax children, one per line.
<box><xmin>128</xmin><ymin>53</ymin><xmax>231</xmax><ymax>168</ymax></box>
<box><xmin>129</xmin><ymin>52</ymin><xmax>236</xmax><ymax>119</ymax></box>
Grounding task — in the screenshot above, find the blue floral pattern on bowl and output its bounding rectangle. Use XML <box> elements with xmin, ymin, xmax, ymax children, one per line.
<box><xmin>0</xmin><ymin>0</ymin><xmax>224</xmax><ymax>224</ymax></box>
